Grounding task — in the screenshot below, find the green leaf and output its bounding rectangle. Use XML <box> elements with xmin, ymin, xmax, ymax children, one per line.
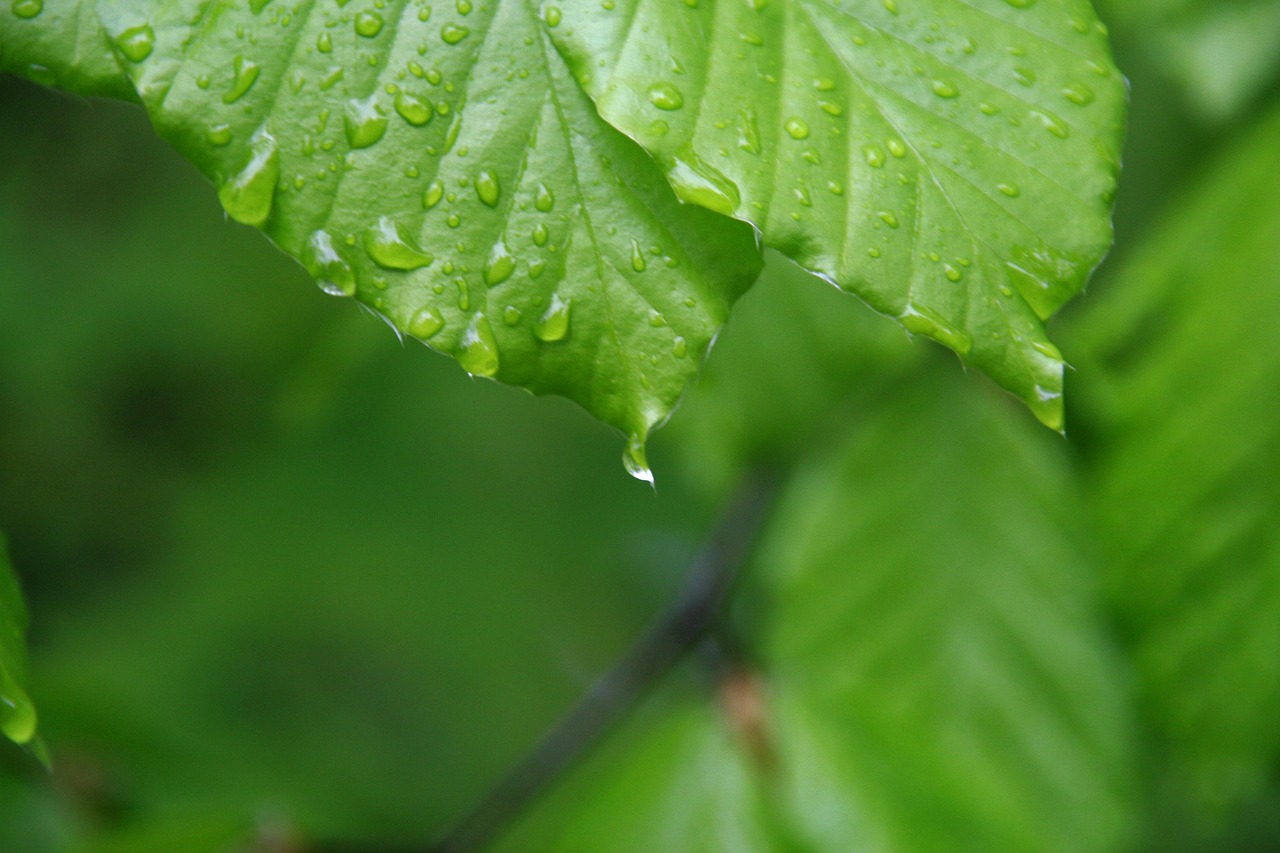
<box><xmin>546</xmin><ymin>0</ymin><xmax>1126</xmax><ymax>430</ymax></box>
<box><xmin>749</xmin><ymin>376</ymin><xmax>1134</xmax><ymax>851</ymax></box>
<box><xmin>503</xmin><ymin>377</ymin><xmax>1135</xmax><ymax>852</ymax></box>
<box><xmin>1098</xmin><ymin>0</ymin><xmax>1280</xmax><ymax>122</ymax></box>
<box><xmin>2</xmin><ymin>0</ymin><xmax>762</xmax><ymax>476</ymax></box>
<box><xmin>498</xmin><ymin>691</ymin><xmax>791</xmax><ymax>852</ymax></box>
<box><xmin>0</xmin><ymin>0</ymin><xmax>134</xmax><ymax>99</ymax></box>
<box><xmin>1069</xmin><ymin>101</ymin><xmax>1280</xmax><ymax>815</ymax></box>
<box><xmin>0</xmin><ymin>533</ymin><xmax>38</xmax><ymax>747</ymax></box>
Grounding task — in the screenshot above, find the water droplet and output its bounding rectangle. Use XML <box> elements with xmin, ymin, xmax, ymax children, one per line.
<box><xmin>1032</xmin><ymin>110</ymin><xmax>1070</xmax><ymax>138</ymax></box>
<box><xmin>886</xmin><ymin>138</ymin><xmax>907</xmax><ymax>158</ymax></box>
<box><xmin>672</xmin><ymin>336</ymin><xmax>687</xmax><ymax>358</ymax></box>
<box><xmin>545</xmin><ymin>5</ymin><xmax>561</xmax><ymax>25</ymax></box>
<box><xmin>363</xmin><ymin>216</ymin><xmax>434</xmax><ymax>270</ymax></box>
<box><xmin>784</xmin><ymin>117</ymin><xmax>810</xmax><ymax>139</ymax></box>
<box><xmin>217</xmin><ymin>130</ymin><xmax>279</xmax><ymax>226</ymax></box>
<box><xmin>794</xmin><ymin>185</ymin><xmax>812</xmax><ymax>207</ymax></box>
<box><xmin>206</xmin><ymin>123</ymin><xmax>233</xmax><ymax>146</ymax></box>
<box><xmin>631</xmin><ymin>239</ymin><xmax>647</xmax><ymax>272</ymax></box>
<box><xmin>931</xmin><ymin>79</ymin><xmax>958</xmax><ymax>98</ymax></box>
<box><xmin>813</xmin><ymin>76</ymin><xmax>836</xmax><ymax>91</ymax></box>
<box><xmin>863</xmin><ymin>144</ymin><xmax>886</xmax><ymax>168</ymax></box>
<box><xmin>878</xmin><ymin>210</ymin><xmax>900</xmax><ymax>228</ymax></box>
<box><xmin>10</xmin><ymin>0</ymin><xmax>41</xmax><ymax>19</ymax></box>
<box><xmin>737</xmin><ymin>109</ymin><xmax>761</xmax><ymax>154</ymax></box>
<box><xmin>355</xmin><ymin>10</ymin><xmax>384</xmax><ymax>36</ymax></box>
<box><xmin>222</xmin><ymin>56</ymin><xmax>260</xmax><ymax>104</ymax></box>
<box><xmin>648</xmin><ymin>82</ymin><xmax>684</xmax><ymax>110</ymax></box>
<box><xmin>457</xmin><ymin>0</ymin><xmax>472</xmax><ymax>13</ymax></box>
<box><xmin>898</xmin><ymin>303</ymin><xmax>972</xmax><ymax>354</ymax></box>
<box><xmin>456</xmin><ymin>314</ymin><xmax>500</xmax><ymax>376</ymax></box>
<box><xmin>534</xmin><ymin>183</ymin><xmax>555</xmax><ymax>212</ymax></box>
<box><xmin>394</xmin><ymin>91</ymin><xmax>434</xmax><ymax>126</ymax></box>
<box><xmin>408</xmin><ymin>305</ymin><xmax>445</xmax><ymax>338</ymax></box>
<box><xmin>476</xmin><ymin>170</ymin><xmax>501</xmax><ymax>207</ymax></box>
<box><xmin>441</xmin><ymin>24</ymin><xmax>470</xmax><ymax>44</ymax></box>
<box><xmin>344</xmin><ymin>96</ymin><xmax>388</xmax><ymax>148</ymax></box>
<box><xmin>997</xmin><ymin>182</ymin><xmax>1020</xmax><ymax>197</ymax></box>
<box><xmin>622</xmin><ymin>433</ymin><xmax>653</xmax><ymax>484</ymax></box>
<box><xmin>1004</xmin><ymin>0</ymin><xmax>1033</xmax><ymax>7</ymax></box>
<box><xmin>667</xmin><ymin>148</ymin><xmax>739</xmax><ymax>216</ymax></box>
<box><xmin>502</xmin><ymin>305</ymin><xmax>522</xmax><ymax>325</ymax></box>
<box><xmin>484</xmin><ymin>244</ymin><xmax>516</xmax><ymax>285</ymax></box>
<box><xmin>303</xmin><ymin>229</ymin><xmax>357</xmax><ymax>296</ymax></box>
<box><xmin>978</xmin><ymin>101</ymin><xmax>999</xmax><ymax>115</ymax></box>
<box><xmin>1013</xmin><ymin>66</ymin><xmax>1036</xmax><ymax>87</ymax></box>
<box><xmin>534</xmin><ymin>294</ymin><xmax>571</xmax><ymax>342</ymax></box>
<box><xmin>827</xmin><ymin>180</ymin><xmax>844</xmax><ymax>195</ymax></box>
<box><xmin>0</xmin><ymin>672</ymin><xmax>36</xmax><ymax>745</ymax></box>
<box><xmin>648</xmin><ymin>310</ymin><xmax>666</xmax><ymax>327</ymax></box>
<box><xmin>317</xmin><ymin>31</ymin><xmax>333</xmax><ymax>52</ymax></box>
<box><xmin>944</xmin><ymin>263</ymin><xmax>962</xmax><ymax>281</ymax></box>
<box><xmin>1062</xmin><ymin>83</ymin><xmax>1094</xmax><ymax>105</ymax></box>
<box><xmin>819</xmin><ymin>101</ymin><xmax>843</xmax><ymax>116</ymax></box>
<box><xmin>423</xmin><ymin>180</ymin><xmax>444</xmax><ymax>209</ymax></box>
<box><xmin>882</xmin><ymin>0</ymin><xmax>898</xmax><ymax>13</ymax></box>
<box><xmin>114</xmin><ymin>23</ymin><xmax>155</xmax><ymax>62</ymax></box>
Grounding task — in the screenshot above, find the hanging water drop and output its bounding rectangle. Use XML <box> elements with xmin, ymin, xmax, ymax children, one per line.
<box><xmin>218</xmin><ymin>130</ymin><xmax>279</xmax><ymax>226</ymax></box>
<box><xmin>456</xmin><ymin>314</ymin><xmax>500</xmax><ymax>376</ymax></box>
<box><xmin>622</xmin><ymin>433</ymin><xmax>653</xmax><ymax>484</ymax></box>
<box><xmin>303</xmin><ymin>229</ymin><xmax>357</xmax><ymax>296</ymax></box>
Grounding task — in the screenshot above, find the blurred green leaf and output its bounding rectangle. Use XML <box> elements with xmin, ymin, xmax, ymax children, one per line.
<box><xmin>548</xmin><ymin>0</ymin><xmax>1126</xmax><ymax>429</ymax></box>
<box><xmin>750</xmin><ymin>376</ymin><xmax>1135</xmax><ymax>852</ymax></box>
<box><xmin>1071</xmin><ymin>100</ymin><xmax>1280</xmax><ymax>816</ymax></box>
<box><xmin>1098</xmin><ymin>0</ymin><xmax>1280</xmax><ymax>122</ymax></box>
<box><xmin>1</xmin><ymin>0</ymin><xmax>762</xmax><ymax>476</ymax></box>
<box><xmin>0</xmin><ymin>533</ymin><xmax>37</xmax><ymax>747</ymax></box>
<box><xmin>505</xmin><ymin>375</ymin><xmax>1135</xmax><ymax>852</ymax></box>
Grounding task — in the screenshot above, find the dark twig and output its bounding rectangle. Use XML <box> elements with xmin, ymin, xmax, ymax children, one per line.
<box><xmin>315</xmin><ymin>469</ymin><xmax>780</xmax><ymax>853</ymax></box>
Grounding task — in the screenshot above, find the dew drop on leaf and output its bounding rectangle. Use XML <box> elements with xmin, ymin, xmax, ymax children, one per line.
<box><xmin>222</xmin><ymin>56</ymin><xmax>260</xmax><ymax>104</ymax></box>
<box><xmin>534</xmin><ymin>294</ymin><xmax>571</xmax><ymax>342</ymax></box>
<box><xmin>303</xmin><ymin>229</ymin><xmax>357</xmax><ymax>296</ymax></box>
<box><xmin>344</xmin><ymin>96</ymin><xmax>389</xmax><ymax>148</ymax></box>
<box><xmin>355</xmin><ymin>11</ymin><xmax>384</xmax><ymax>37</ymax></box>
<box><xmin>475</xmin><ymin>170</ymin><xmax>501</xmax><ymax>207</ymax></box>
<box><xmin>394</xmin><ymin>92</ymin><xmax>434</xmax><ymax>126</ymax></box>
<box><xmin>899</xmin><ymin>303</ymin><xmax>972</xmax><ymax>354</ymax></box>
<box><xmin>534</xmin><ymin>183</ymin><xmax>555</xmax><ymax>212</ymax></box>
<box><xmin>423</xmin><ymin>180</ymin><xmax>444</xmax><ymax>208</ymax></box>
<box><xmin>217</xmin><ymin>130</ymin><xmax>279</xmax><ymax>226</ymax></box>
<box><xmin>456</xmin><ymin>313</ymin><xmax>500</xmax><ymax>376</ymax></box>
<box><xmin>114</xmin><ymin>24</ymin><xmax>155</xmax><ymax>63</ymax></box>
<box><xmin>363</xmin><ymin>216</ymin><xmax>434</xmax><ymax>270</ymax></box>
<box><xmin>784</xmin><ymin>117</ymin><xmax>810</xmax><ymax>139</ymax></box>
<box><xmin>408</xmin><ymin>305</ymin><xmax>445</xmax><ymax>338</ymax></box>
<box><xmin>648</xmin><ymin>82</ymin><xmax>684</xmax><ymax>110</ymax></box>
<box><xmin>10</xmin><ymin>0</ymin><xmax>41</xmax><ymax>19</ymax></box>
<box><xmin>441</xmin><ymin>24</ymin><xmax>470</xmax><ymax>44</ymax></box>
<box><xmin>483</xmin><ymin>245</ymin><xmax>516</xmax><ymax>285</ymax></box>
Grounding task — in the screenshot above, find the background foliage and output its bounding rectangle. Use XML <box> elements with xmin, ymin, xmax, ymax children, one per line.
<box><xmin>2</xmin><ymin>0</ymin><xmax>1280</xmax><ymax>851</ymax></box>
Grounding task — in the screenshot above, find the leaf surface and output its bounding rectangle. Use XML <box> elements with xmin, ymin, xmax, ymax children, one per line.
<box><xmin>2</xmin><ymin>0</ymin><xmax>763</xmax><ymax>475</ymax></box>
<box><xmin>0</xmin><ymin>533</ymin><xmax>37</xmax><ymax>747</ymax></box>
<box><xmin>547</xmin><ymin>0</ymin><xmax>1126</xmax><ymax>429</ymax></box>
<box><xmin>1069</xmin><ymin>101</ymin><xmax>1280</xmax><ymax>813</ymax></box>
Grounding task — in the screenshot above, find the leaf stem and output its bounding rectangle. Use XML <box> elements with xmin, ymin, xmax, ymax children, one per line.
<box><xmin>315</xmin><ymin>468</ymin><xmax>780</xmax><ymax>853</ymax></box>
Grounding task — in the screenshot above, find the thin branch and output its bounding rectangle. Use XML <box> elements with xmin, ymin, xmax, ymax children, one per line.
<box><xmin>315</xmin><ymin>468</ymin><xmax>780</xmax><ymax>853</ymax></box>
